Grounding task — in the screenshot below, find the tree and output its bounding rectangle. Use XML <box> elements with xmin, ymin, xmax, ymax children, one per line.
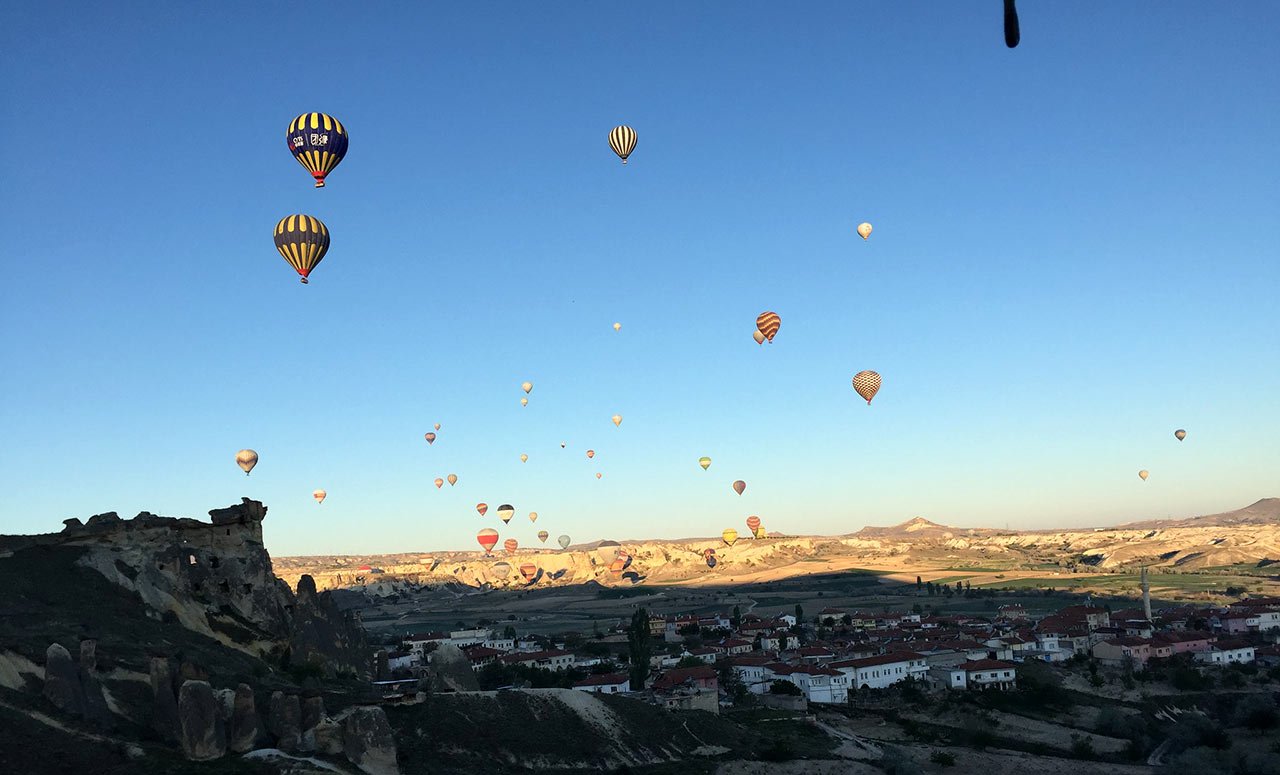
<box><xmin>794</xmin><ymin>604</ymin><xmax>804</xmax><ymax>623</ymax></box>
<box><xmin>731</xmin><ymin>605</ymin><xmax>742</xmax><ymax>629</ymax></box>
<box><xmin>955</xmin><ymin>581</ymin><xmax>963</xmax><ymax>593</ymax></box>
<box><xmin>769</xmin><ymin>679</ymin><xmax>802</xmax><ymax>696</ymax></box>
<box><xmin>502</xmin><ymin>625</ymin><xmax>517</xmax><ymax>639</ymax></box>
<box><xmin>927</xmin><ymin>582</ymin><xmax>936</xmax><ymax>596</ymax></box>
<box><xmin>916</xmin><ymin>575</ymin><xmax>923</xmax><ymax>591</ymax></box>
<box><xmin>626</xmin><ymin>607</ymin><xmax>653</xmax><ymax>689</ymax></box>
<box><xmin>841</xmin><ymin>613</ymin><xmax>853</xmax><ymax>626</ymax></box>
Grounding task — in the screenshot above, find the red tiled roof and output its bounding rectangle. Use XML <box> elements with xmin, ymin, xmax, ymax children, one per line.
<box><xmin>956</xmin><ymin>659</ymin><xmax>1017</xmax><ymax>671</ymax></box>
<box><xmin>652</xmin><ymin>666</ymin><xmax>717</xmax><ymax>690</ymax></box>
<box><xmin>831</xmin><ymin>651</ymin><xmax>923</xmax><ymax>670</ymax></box>
<box><xmin>1100</xmin><ymin>637</ymin><xmax>1151</xmax><ymax>648</ymax></box>
<box><xmin>573</xmin><ymin>673</ymin><xmax>629</xmax><ymax>688</ymax></box>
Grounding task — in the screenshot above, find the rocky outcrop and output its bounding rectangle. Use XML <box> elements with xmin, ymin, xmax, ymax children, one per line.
<box><xmin>342</xmin><ymin>706</ymin><xmax>399</xmax><ymax>775</ymax></box>
<box><xmin>430</xmin><ymin>643</ymin><xmax>479</xmax><ymax>692</ymax></box>
<box><xmin>43</xmin><ymin>643</ymin><xmax>83</xmax><ymax>715</ymax></box>
<box><xmin>268</xmin><ymin>691</ymin><xmax>302</xmax><ymax>752</ymax></box>
<box><xmin>312</xmin><ymin>716</ymin><xmax>345</xmax><ymax>755</ymax></box>
<box><xmin>78</xmin><ymin>639</ymin><xmax>112</xmax><ymax>727</ymax></box>
<box><xmin>178</xmin><ymin>680</ymin><xmax>226</xmax><ymax>761</ymax></box>
<box><xmin>228</xmin><ymin>683</ymin><xmax>260</xmax><ymax>753</ymax></box>
<box><xmin>150</xmin><ymin>657</ymin><xmax>180</xmax><ymax>742</ymax></box>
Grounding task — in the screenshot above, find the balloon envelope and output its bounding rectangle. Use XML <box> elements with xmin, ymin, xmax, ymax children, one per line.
<box><xmin>528</xmin><ymin>511</ymin><xmax>538</xmax><ymax>523</ymax></box>
<box><xmin>519</xmin><ymin>563</ymin><xmax>538</xmax><ymax>582</ymax></box>
<box><xmin>447</xmin><ymin>474</ymin><xmax>458</xmax><ymax>486</ymax></box>
<box><xmin>586</xmin><ymin>450</ymin><xmax>595</xmax><ymax>459</ymax></box>
<box><xmin>596</xmin><ymin>472</ymin><xmax>603</xmax><ymax>479</ymax></box>
<box><xmin>434</xmin><ymin>423</ymin><xmax>441</xmax><ymax>431</ymax></box>
<box><xmin>722</xmin><ymin>529</ymin><xmax>739</xmax><ymax>546</ymax></box>
<box><xmin>521</xmin><ymin>381</ymin><xmax>533</xmax><ymax>394</ymax></box>
<box><xmin>612</xmin><ymin>414</ymin><xmax>622</xmax><ymax>427</ymax></box>
<box><xmin>537</xmin><ymin>530</ymin><xmax>549</xmax><ymax>543</ymax></box>
<box><xmin>857</xmin><ymin>222</ymin><xmax>873</xmax><ymax>240</ymax></box>
<box><xmin>520</xmin><ymin>397</ymin><xmax>528</xmax><ymax>407</ymax></box>
<box><xmin>434</xmin><ymin>478</ymin><xmax>444</xmax><ymax>489</ymax></box>
<box><xmin>476</xmin><ymin>503</ymin><xmax>488</xmax><ymax>517</ymax></box>
<box><xmin>476</xmin><ymin>528</ymin><xmax>499</xmax><ymax>554</ymax></box>
<box><xmin>595</xmin><ymin>541</ymin><xmax>621</xmax><ymax>563</ymax></box>
<box><xmin>504</xmin><ymin>538</ymin><xmax>519</xmax><ymax>554</ymax></box>
<box><xmin>755</xmin><ymin>311</ymin><xmax>781</xmax><ymax>343</ymax></box>
<box><xmin>852</xmin><ymin>370</ymin><xmax>881</xmax><ymax>404</ymax></box>
<box><xmin>520</xmin><ymin>454</ymin><xmax>528</xmax><ymax>463</ymax></box>
<box><xmin>613</xmin><ymin>322</ymin><xmax>622</xmax><ymax>331</ymax></box>
<box><xmin>699</xmin><ymin>457</ymin><xmax>712</xmax><ymax>470</ymax></box>
<box><xmin>424</xmin><ymin>432</ymin><xmax>436</xmax><ymax>444</ymax></box>
<box><xmin>1138</xmin><ymin>470</ymin><xmax>1150</xmax><ymax>481</ymax></box>
<box><xmin>1174</xmin><ymin>429</ymin><xmax>1187</xmax><ymax>441</ymax></box>
<box><xmin>491</xmin><ymin>561</ymin><xmax>511</xmax><ymax>579</ymax></box>
<box><xmin>497</xmin><ymin>504</ymin><xmax>515</xmax><ymax>523</ymax></box>
<box><xmin>733</xmin><ymin>480</ymin><xmax>746</xmax><ymax>495</ymax></box>
<box><xmin>273</xmin><ymin>214</ymin><xmax>330</xmax><ymax>284</ymax></box>
<box><xmin>235</xmin><ymin>449</ymin><xmax>258</xmax><ymax>475</ymax></box>
<box><xmin>608</xmin><ymin>125</ymin><xmax>637</xmax><ymax>164</ymax></box>
<box><xmin>558</xmin><ymin>534</ymin><xmax>571</xmax><ymax>550</ymax></box>
<box><xmin>746</xmin><ymin>516</ymin><xmax>761</xmax><ymax>533</ymax></box>
<box><xmin>286</xmin><ymin>112</ymin><xmax>348</xmax><ymax>188</ymax></box>
<box><xmin>313</xmin><ymin>489</ymin><xmax>326</xmax><ymax>504</ymax></box>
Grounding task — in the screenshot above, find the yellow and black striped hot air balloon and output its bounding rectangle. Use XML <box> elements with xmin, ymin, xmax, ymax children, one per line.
<box><xmin>286</xmin><ymin>113</ymin><xmax>348</xmax><ymax>188</ymax></box>
<box><xmin>273</xmin><ymin>215</ymin><xmax>330</xmax><ymax>284</ymax></box>
<box><xmin>756</xmin><ymin>311</ymin><xmax>781</xmax><ymax>343</ymax></box>
<box><xmin>608</xmin><ymin>125</ymin><xmax>637</xmax><ymax>164</ymax></box>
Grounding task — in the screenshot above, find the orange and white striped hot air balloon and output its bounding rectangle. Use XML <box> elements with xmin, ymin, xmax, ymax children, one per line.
<box><xmin>504</xmin><ymin>538</ymin><xmax>519</xmax><ymax>554</ymax></box>
<box><xmin>476</xmin><ymin>503</ymin><xmax>488</xmax><ymax>517</ymax></box>
<box><xmin>755</xmin><ymin>311</ymin><xmax>781</xmax><ymax>343</ymax></box>
<box><xmin>852</xmin><ymin>370</ymin><xmax>881</xmax><ymax>404</ymax></box>
<box><xmin>519</xmin><ymin>563</ymin><xmax>538</xmax><ymax>583</ymax></box>
<box><xmin>746</xmin><ymin>515</ymin><xmax>761</xmax><ymax>534</ymax></box>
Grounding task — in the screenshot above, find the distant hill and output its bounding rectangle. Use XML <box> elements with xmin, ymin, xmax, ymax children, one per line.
<box><xmin>1119</xmin><ymin>498</ymin><xmax>1280</xmax><ymax>529</ymax></box>
<box><xmin>854</xmin><ymin>516</ymin><xmax>998</xmax><ymax>539</ymax></box>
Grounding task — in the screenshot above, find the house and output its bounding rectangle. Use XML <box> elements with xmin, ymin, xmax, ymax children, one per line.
<box><xmin>795</xmin><ymin>646</ymin><xmax>835</xmax><ymax>664</ymax></box>
<box><xmin>1216</xmin><ymin>612</ymin><xmax>1260</xmax><ymax>634</ymax></box>
<box><xmin>403</xmin><ymin>631</ymin><xmax>450</xmax><ymax>657</ymax></box>
<box><xmin>386</xmin><ymin>650</ymin><xmax>417</xmax><ymax>672</ymax></box>
<box><xmin>449</xmin><ymin>628</ymin><xmax>494</xmax><ymax>647</ymax></box>
<box><xmin>464</xmin><ymin>646</ymin><xmax>503</xmax><ymax>669</ymax></box>
<box><xmin>498</xmin><ymin>649</ymin><xmax>575</xmax><ymax>671</ymax></box>
<box><xmin>1092</xmin><ymin>637</ymin><xmax>1153</xmax><ymax>668</ymax></box>
<box><xmin>831</xmin><ymin>651</ymin><xmax>928</xmax><ymax>690</ymax></box>
<box><xmin>1153</xmin><ymin>630</ymin><xmax>1215</xmax><ymax>655</ymax></box>
<box><xmin>948</xmin><ymin>660</ymin><xmax>1017</xmax><ymax>691</ymax></box>
<box><xmin>652</xmin><ymin>665</ymin><xmax>718</xmax><ymax>692</ymax></box>
<box><xmin>1194</xmin><ymin>641</ymin><xmax>1256</xmax><ymax>666</ymax></box>
<box><xmin>766</xmin><ymin>664</ymin><xmax>849</xmax><ymax>703</ymax></box>
<box><xmin>651</xmin><ymin>665</ymin><xmax>719</xmax><ymax>713</ymax></box>
<box><xmin>685</xmin><ymin>647</ymin><xmax>719</xmax><ymax>664</ymax></box>
<box><xmin>718</xmin><ymin>639</ymin><xmax>754</xmax><ymax>656</ymax></box>
<box><xmin>648</xmin><ymin>615</ymin><xmax>668</xmax><ymax>637</ymax></box>
<box><xmin>778</xmin><ymin>614</ymin><xmax>797</xmax><ymax>627</ymax></box>
<box><xmin>1254</xmin><ymin>645</ymin><xmax>1280</xmax><ymax>668</ymax></box>
<box><xmin>665</xmin><ymin>615</ymin><xmax>699</xmax><ymax>642</ymax></box>
<box><xmin>573</xmin><ymin>673</ymin><xmax>631</xmax><ymax>694</ymax></box>
<box><xmin>726</xmin><ymin>655</ymin><xmax>773</xmax><ymax>694</ymax></box>
<box><xmin>1055</xmin><ymin>605</ymin><xmax>1111</xmax><ymax>630</ymax></box>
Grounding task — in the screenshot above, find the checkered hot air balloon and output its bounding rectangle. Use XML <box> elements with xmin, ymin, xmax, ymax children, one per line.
<box><xmin>608</xmin><ymin>125</ymin><xmax>637</xmax><ymax>164</ymax></box>
<box><xmin>852</xmin><ymin>370</ymin><xmax>881</xmax><ymax>404</ymax></box>
<box><xmin>756</xmin><ymin>311</ymin><xmax>781</xmax><ymax>343</ymax></box>
<box><xmin>286</xmin><ymin>112</ymin><xmax>348</xmax><ymax>188</ymax></box>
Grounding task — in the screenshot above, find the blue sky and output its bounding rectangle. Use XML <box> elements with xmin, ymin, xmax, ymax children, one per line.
<box><xmin>1</xmin><ymin>2</ymin><xmax>1276</xmax><ymax>555</ymax></box>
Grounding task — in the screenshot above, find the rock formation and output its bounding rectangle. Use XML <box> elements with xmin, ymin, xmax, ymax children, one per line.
<box><xmin>268</xmin><ymin>690</ymin><xmax>302</xmax><ymax>752</ymax></box>
<box><xmin>150</xmin><ymin>657</ymin><xmax>180</xmax><ymax>742</ymax></box>
<box><xmin>430</xmin><ymin>643</ymin><xmax>480</xmax><ymax>692</ymax></box>
<box><xmin>228</xmin><ymin>683</ymin><xmax>260</xmax><ymax>753</ymax></box>
<box><xmin>43</xmin><ymin>643</ymin><xmax>83</xmax><ymax>715</ymax></box>
<box><xmin>78</xmin><ymin>639</ymin><xmax>112</xmax><ymax>727</ymax></box>
<box><xmin>342</xmin><ymin>706</ymin><xmax>400</xmax><ymax>775</ymax></box>
<box><xmin>178</xmin><ymin>680</ymin><xmax>226</xmax><ymax>761</ymax></box>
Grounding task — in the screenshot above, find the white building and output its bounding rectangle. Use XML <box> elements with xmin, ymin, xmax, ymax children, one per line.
<box><xmin>1194</xmin><ymin>642</ymin><xmax>1256</xmax><ymax>666</ymax></box>
<box><xmin>765</xmin><ymin>663</ymin><xmax>849</xmax><ymax>704</ymax></box>
<box><xmin>831</xmin><ymin>652</ymin><xmax>928</xmax><ymax>691</ymax></box>
<box><xmin>948</xmin><ymin>660</ymin><xmax>1017</xmax><ymax>691</ymax></box>
<box><xmin>573</xmin><ymin>673</ymin><xmax>630</xmax><ymax>694</ymax></box>
<box><xmin>728</xmin><ymin>657</ymin><xmax>773</xmax><ymax>694</ymax></box>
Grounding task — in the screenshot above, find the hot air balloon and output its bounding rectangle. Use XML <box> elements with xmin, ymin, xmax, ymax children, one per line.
<box><xmin>1138</xmin><ymin>470</ymin><xmax>1149</xmax><ymax>481</ymax></box>
<box><xmin>852</xmin><ymin>370</ymin><xmax>881</xmax><ymax>404</ymax></box>
<box><xmin>1004</xmin><ymin>0</ymin><xmax>1020</xmax><ymax>48</ymax></box>
<box><xmin>722</xmin><ymin>529</ymin><xmax>738</xmax><ymax>547</ymax></box>
<box><xmin>521</xmin><ymin>381</ymin><xmax>533</xmax><ymax>394</ymax></box>
<box><xmin>520</xmin><ymin>397</ymin><xmax>528</xmax><ymax>407</ymax></box>
<box><xmin>754</xmin><ymin>526</ymin><xmax>767</xmax><ymax>539</ymax></box>
<box><xmin>273</xmin><ymin>214</ymin><xmax>330</xmax><ymax>284</ymax></box>
<box><xmin>560</xmin><ymin>442</ymin><xmax>566</xmax><ymax>448</ymax></box>
<box><xmin>447</xmin><ymin>474</ymin><xmax>458</xmax><ymax>486</ymax></box>
<box><xmin>857</xmin><ymin>222</ymin><xmax>873</xmax><ymax>240</ymax></box>
<box><xmin>520</xmin><ymin>454</ymin><xmax>528</xmax><ymax>463</ymax></box>
<box><xmin>608</xmin><ymin>125</ymin><xmax>637</xmax><ymax>164</ymax></box>
<box><xmin>497</xmin><ymin>504</ymin><xmax>515</xmax><ymax>524</ymax></box>
<box><xmin>476</xmin><ymin>528</ymin><xmax>499</xmax><ymax>555</ymax></box>
<box><xmin>612</xmin><ymin>415</ymin><xmax>622</xmax><ymax>427</ymax></box>
<box><xmin>752</xmin><ymin>330</ymin><xmax>765</xmax><ymax>345</ymax></box>
<box><xmin>609</xmin><ymin>557</ymin><xmax>625</xmax><ymax>576</ymax></box>
<box><xmin>595</xmin><ymin>541</ymin><xmax>621</xmax><ymax>564</ymax></box>
<box><xmin>558</xmin><ymin>534</ymin><xmax>571</xmax><ymax>550</ymax></box>
<box><xmin>755</xmin><ymin>311</ymin><xmax>781</xmax><ymax>343</ymax></box>
<box><xmin>504</xmin><ymin>538</ymin><xmax>519</xmax><ymax>554</ymax></box>
<box><xmin>491</xmin><ymin>561</ymin><xmax>512</xmax><ymax>579</ymax></box>
<box><xmin>519</xmin><ymin>563</ymin><xmax>538</xmax><ymax>583</ymax></box>
<box><xmin>1174</xmin><ymin>429</ymin><xmax>1187</xmax><ymax>441</ymax></box>
<box><xmin>613</xmin><ymin>322</ymin><xmax>621</xmax><ymax>332</ymax></box>
<box><xmin>434</xmin><ymin>423</ymin><xmax>441</xmax><ymax>431</ymax></box>
<box><xmin>313</xmin><ymin>489</ymin><xmax>326</xmax><ymax>504</ymax></box>
<box><xmin>699</xmin><ymin>457</ymin><xmax>712</xmax><ymax>471</ymax></box>
<box><xmin>746</xmin><ymin>516</ymin><xmax>761</xmax><ymax>534</ymax></box>
<box><xmin>596</xmin><ymin>473</ymin><xmax>603</xmax><ymax>480</ymax></box>
<box><xmin>476</xmin><ymin>503</ymin><xmax>488</xmax><ymax>517</ymax></box>
<box><xmin>286</xmin><ymin>112</ymin><xmax>348</xmax><ymax>188</ymax></box>
<box><xmin>528</xmin><ymin>511</ymin><xmax>538</xmax><ymax>523</ymax></box>
<box><xmin>586</xmin><ymin>450</ymin><xmax>595</xmax><ymax>459</ymax></box>
<box><xmin>733</xmin><ymin>480</ymin><xmax>746</xmax><ymax>496</ymax></box>
<box><xmin>434</xmin><ymin>478</ymin><xmax>444</xmax><ymax>489</ymax></box>
<box><xmin>424</xmin><ymin>432</ymin><xmax>437</xmax><ymax>444</ymax></box>
<box><xmin>537</xmin><ymin>530</ymin><xmax>549</xmax><ymax>543</ymax></box>
<box><xmin>235</xmin><ymin>449</ymin><xmax>258</xmax><ymax>476</ymax></box>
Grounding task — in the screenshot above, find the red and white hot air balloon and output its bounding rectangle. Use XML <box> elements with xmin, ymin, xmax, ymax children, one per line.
<box><xmin>476</xmin><ymin>528</ymin><xmax>499</xmax><ymax>555</ymax></box>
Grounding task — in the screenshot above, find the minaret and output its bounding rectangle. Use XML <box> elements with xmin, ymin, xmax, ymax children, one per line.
<box><xmin>1141</xmin><ymin>566</ymin><xmax>1152</xmax><ymax>621</ymax></box>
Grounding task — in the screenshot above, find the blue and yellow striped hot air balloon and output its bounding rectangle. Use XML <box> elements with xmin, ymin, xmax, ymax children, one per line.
<box><xmin>273</xmin><ymin>214</ymin><xmax>330</xmax><ymax>284</ymax></box>
<box><xmin>286</xmin><ymin>113</ymin><xmax>348</xmax><ymax>188</ymax></box>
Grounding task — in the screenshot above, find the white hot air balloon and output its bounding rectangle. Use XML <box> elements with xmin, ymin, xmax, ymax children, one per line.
<box><xmin>235</xmin><ymin>449</ymin><xmax>258</xmax><ymax>476</ymax></box>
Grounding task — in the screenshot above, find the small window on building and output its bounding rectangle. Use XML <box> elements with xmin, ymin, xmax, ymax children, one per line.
<box><xmin>187</xmin><ymin>554</ymin><xmax>197</xmax><ymax>565</ymax></box>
